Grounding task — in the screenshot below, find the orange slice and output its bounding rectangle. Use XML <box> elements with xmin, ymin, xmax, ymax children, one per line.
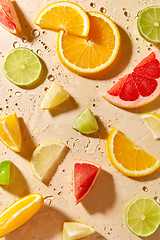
<box><xmin>0</xmin><ymin>193</ymin><xmax>43</xmax><ymax>238</ymax></box>
<box><xmin>106</xmin><ymin>127</ymin><xmax>160</xmax><ymax>177</ymax></box>
<box><xmin>35</xmin><ymin>1</ymin><xmax>90</xmax><ymax>37</ymax></box>
<box><xmin>56</xmin><ymin>11</ymin><xmax>121</xmax><ymax>77</ymax></box>
<box><xmin>73</xmin><ymin>159</ymin><xmax>101</xmax><ymax>204</ymax></box>
<box><xmin>0</xmin><ymin>112</ymin><xmax>22</xmax><ymax>152</ymax></box>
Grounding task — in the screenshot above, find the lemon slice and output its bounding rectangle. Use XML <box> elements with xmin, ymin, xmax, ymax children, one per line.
<box><xmin>30</xmin><ymin>141</ymin><xmax>66</xmax><ymax>181</ymax></box>
<box><xmin>63</xmin><ymin>222</ymin><xmax>95</xmax><ymax>240</ymax></box>
<box><xmin>141</xmin><ymin>113</ymin><xmax>160</xmax><ymax>139</ymax></box>
<box><xmin>41</xmin><ymin>82</ymin><xmax>70</xmax><ymax>110</ymax></box>
<box><xmin>125</xmin><ymin>196</ymin><xmax>160</xmax><ymax>237</ymax></box>
<box><xmin>3</xmin><ymin>47</ymin><xmax>42</xmax><ymax>87</ymax></box>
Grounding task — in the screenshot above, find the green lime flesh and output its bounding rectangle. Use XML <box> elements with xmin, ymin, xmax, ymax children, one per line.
<box><xmin>137</xmin><ymin>6</ymin><xmax>160</xmax><ymax>43</ymax></box>
<box><xmin>0</xmin><ymin>161</ymin><xmax>10</xmax><ymax>185</ymax></box>
<box><xmin>3</xmin><ymin>47</ymin><xmax>42</xmax><ymax>87</ymax></box>
<box><xmin>125</xmin><ymin>196</ymin><xmax>160</xmax><ymax>237</ymax></box>
<box><xmin>73</xmin><ymin>108</ymin><xmax>99</xmax><ymax>134</ymax></box>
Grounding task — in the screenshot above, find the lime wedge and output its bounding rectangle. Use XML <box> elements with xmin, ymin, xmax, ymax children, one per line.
<box><xmin>125</xmin><ymin>196</ymin><xmax>160</xmax><ymax>237</ymax></box>
<box><xmin>137</xmin><ymin>6</ymin><xmax>160</xmax><ymax>43</ymax></box>
<box><xmin>3</xmin><ymin>47</ymin><xmax>42</xmax><ymax>87</ymax></box>
<box><xmin>73</xmin><ymin>108</ymin><xmax>99</xmax><ymax>134</ymax></box>
<box><xmin>0</xmin><ymin>161</ymin><xmax>10</xmax><ymax>185</ymax></box>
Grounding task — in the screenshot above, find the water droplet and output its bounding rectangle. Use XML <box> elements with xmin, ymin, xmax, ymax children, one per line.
<box><xmin>22</xmin><ymin>37</ymin><xmax>27</xmax><ymax>43</ymax></box>
<box><xmin>44</xmin><ymin>45</ymin><xmax>49</xmax><ymax>50</ymax></box>
<box><xmin>142</xmin><ymin>186</ymin><xmax>148</xmax><ymax>192</ymax></box>
<box><xmin>13</xmin><ymin>42</ymin><xmax>20</xmax><ymax>48</ymax></box>
<box><xmin>36</xmin><ymin>49</ymin><xmax>42</xmax><ymax>55</ymax></box>
<box><xmin>32</xmin><ymin>127</ymin><xmax>40</xmax><ymax>134</ymax></box>
<box><xmin>15</xmin><ymin>91</ymin><xmax>22</xmax><ymax>97</ymax></box>
<box><xmin>42</xmin><ymin>31</ymin><xmax>47</xmax><ymax>35</ymax></box>
<box><xmin>154</xmin><ymin>196</ymin><xmax>160</xmax><ymax>204</ymax></box>
<box><xmin>100</xmin><ymin>7</ymin><xmax>106</xmax><ymax>13</ymax></box>
<box><xmin>124</xmin><ymin>11</ymin><xmax>130</xmax><ymax>18</ymax></box>
<box><xmin>31</xmin><ymin>29</ymin><xmax>40</xmax><ymax>38</ymax></box>
<box><xmin>44</xmin><ymin>195</ymin><xmax>54</xmax><ymax>205</ymax></box>
<box><xmin>90</xmin><ymin>2</ymin><xmax>96</xmax><ymax>7</ymax></box>
<box><xmin>137</xmin><ymin>47</ymin><xmax>140</xmax><ymax>53</ymax></box>
<box><xmin>47</xmin><ymin>74</ymin><xmax>55</xmax><ymax>81</ymax></box>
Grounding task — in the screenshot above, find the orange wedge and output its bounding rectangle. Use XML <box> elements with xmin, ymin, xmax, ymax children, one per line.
<box><xmin>106</xmin><ymin>127</ymin><xmax>160</xmax><ymax>177</ymax></box>
<box><xmin>0</xmin><ymin>112</ymin><xmax>22</xmax><ymax>152</ymax></box>
<box><xmin>35</xmin><ymin>1</ymin><xmax>90</xmax><ymax>37</ymax></box>
<box><xmin>57</xmin><ymin>11</ymin><xmax>121</xmax><ymax>77</ymax></box>
<box><xmin>0</xmin><ymin>193</ymin><xmax>43</xmax><ymax>238</ymax></box>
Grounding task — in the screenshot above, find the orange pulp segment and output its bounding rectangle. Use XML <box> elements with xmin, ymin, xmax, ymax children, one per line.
<box><xmin>106</xmin><ymin>127</ymin><xmax>160</xmax><ymax>177</ymax></box>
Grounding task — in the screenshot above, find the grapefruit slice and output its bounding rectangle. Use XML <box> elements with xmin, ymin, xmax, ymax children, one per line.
<box><xmin>73</xmin><ymin>159</ymin><xmax>101</xmax><ymax>204</ymax></box>
<box><xmin>103</xmin><ymin>50</ymin><xmax>160</xmax><ymax>108</ymax></box>
<box><xmin>0</xmin><ymin>0</ymin><xmax>21</xmax><ymax>34</ymax></box>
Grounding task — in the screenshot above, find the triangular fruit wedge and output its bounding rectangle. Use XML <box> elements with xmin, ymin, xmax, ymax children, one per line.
<box><xmin>103</xmin><ymin>50</ymin><xmax>160</xmax><ymax>108</ymax></box>
<box><xmin>0</xmin><ymin>0</ymin><xmax>21</xmax><ymax>34</ymax></box>
<box><xmin>73</xmin><ymin>159</ymin><xmax>101</xmax><ymax>204</ymax></box>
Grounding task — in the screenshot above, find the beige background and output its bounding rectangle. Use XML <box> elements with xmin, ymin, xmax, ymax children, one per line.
<box><xmin>0</xmin><ymin>0</ymin><xmax>160</xmax><ymax>239</ymax></box>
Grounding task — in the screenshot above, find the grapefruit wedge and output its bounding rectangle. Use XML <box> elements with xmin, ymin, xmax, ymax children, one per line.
<box><xmin>0</xmin><ymin>0</ymin><xmax>21</xmax><ymax>34</ymax></box>
<box><xmin>73</xmin><ymin>159</ymin><xmax>101</xmax><ymax>204</ymax></box>
<box><xmin>103</xmin><ymin>50</ymin><xmax>160</xmax><ymax>108</ymax></box>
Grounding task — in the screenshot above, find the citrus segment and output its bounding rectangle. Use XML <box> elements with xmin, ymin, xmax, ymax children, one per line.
<box><xmin>41</xmin><ymin>82</ymin><xmax>70</xmax><ymax>110</ymax></box>
<box><xmin>137</xmin><ymin>6</ymin><xmax>160</xmax><ymax>43</ymax></box>
<box><xmin>0</xmin><ymin>160</ymin><xmax>10</xmax><ymax>185</ymax></box>
<box><xmin>103</xmin><ymin>50</ymin><xmax>160</xmax><ymax>108</ymax></box>
<box><xmin>73</xmin><ymin>108</ymin><xmax>99</xmax><ymax>134</ymax></box>
<box><xmin>106</xmin><ymin>127</ymin><xmax>160</xmax><ymax>177</ymax></box>
<box><xmin>63</xmin><ymin>222</ymin><xmax>95</xmax><ymax>240</ymax></box>
<box><xmin>30</xmin><ymin>141</ymin><xmax>66</xmax><ymax>181</ymax></box>
<box><xmin>0</xmin><ymin>193</ymin><xmax>43</xmax><ymax>238</ymax></box>
<box><xmin>35</xmin><ymin>1</ymin><xmax>90</xmax><ymax>37</ymax></box>
<box><xmin>125</xmin><ymin>196</ymin><xmax>160</xmax><ymax>237</ymax></box>
<box><xmin>0</xmin><ymin>112</ymin><xmax>22</xmax><ymax>152</ymax></box>
<box><xmin>141</xmin><ymin>112</ymin><xmax>160</xmax><ymax>139</ymax></box>
<box><xmin>0</xmin><ymin>0</ymin><xmax>21</xmax><ymax>34</ymax></box>
<box><xmin>73</xmin><ymin>159</ymin><xmax>101</xmax><ymax>204</ymax></box>
<box><xmin>3</xmin><ymin>47</ymin><xmax>42</xmax><ymax>87</ymax></box>
<box><xmin>56</xmin><ymin>11</ymin><xmax>121</xmax><ymax>77</ymax></box>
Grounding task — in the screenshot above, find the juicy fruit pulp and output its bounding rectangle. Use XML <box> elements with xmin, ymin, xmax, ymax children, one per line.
<box><xmin>125</xmin><ymin>196</ymin><xmax>160</xmax><ymax>237</ymax></box>
<box><xmin>103</xmin><ymin>50</ymin><xmax>160</xmax><ymax>108</ymax></box>
<box><xmin>0</xmin><ymin>0</ymin><xmax>21</xmax><ymax>34</ymax></box>
<box><xmin>0</xmin><ymin>160</ymin><xmax>10</xmax><ymax>185</ymax></box>
<box><xmin>0</xmin><ymin>193</ymin><xmax>43</xmax><ymax>237</ymax></box>
<box><xmin>73</xmin><ymin>159</ymin><xmax>101</xmax><ymax>204</ymax></box>
<box><xmin>141</xmin><ymin>113</ymin><xmax>160</xmax><ymax>139</ymax></box>
<box><xmin>3</xmin><ymin>47</ymin><xmax>42</xmax><ymax>87</ymax></box>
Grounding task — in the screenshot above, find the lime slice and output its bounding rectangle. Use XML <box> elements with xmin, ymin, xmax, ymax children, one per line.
<box><xmin>125</xmin><ymin>196</ymin><xmax>160</xmax><ymax>237</ymax></box>
<box><xmin>141</xmin><ymin>113</ymin><xmax>160</xmax><ymax>139</ymax></box>
<box><xmin>73</xmin><ymin>108</ymin><xmax>99</xmax><ymax>134</ymax></box>
<box><xmin>3</xmin><ymin>47</ymin><xmax>42</xmax><ymax>87</ymax></box>
<box><xmin>137</xmin><ymin>6</ymin><xmax>160</xmax><ymax>43</ymax></box>
<box><xmin>0</xmin><ymin>161</ymin><xmax>10</xmax><ymax>185</ymax></box>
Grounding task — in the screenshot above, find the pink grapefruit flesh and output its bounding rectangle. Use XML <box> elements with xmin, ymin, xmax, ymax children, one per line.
<box><xmin>0</xmin><ymin>0</ymin><xmax>21</xmax><ymax>34</ymax></box>
<box><xmin>103</xmin><ymin>50</ymin><xmax>160</xmax><ymax>108</ymax></box>
<box><xmin>73</xmin><ymin>159</ymin><xmax>101</xmax><ymax>204</ymax></box>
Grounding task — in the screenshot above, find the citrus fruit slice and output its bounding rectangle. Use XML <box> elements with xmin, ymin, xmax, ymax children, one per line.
<box><xmin>3</xmin><ymin>47</ymin><xmax>42</xmax><ymax>87</ymax></box>
<box><xmin>0</xmin><ymin>0</ymin><xmax>21</xmax><ymax>34</ymax></box>
<box><xmin>73</xmin><ymin>108</ymin><xmax>99</xmax><ymax>134</ymax></box>
<box><xmin>56</xmin><ymin>11</ymin><xmax>121</xmax><ymax>77</ymax></box>
<box><xmin>73</xmin><ymin>159</ymin><xmax>101</xmax><ymax>204</ymax></box>
<box><xmin>0</xmin><ymin>193</ymin><xmax>43</xmax><ymax>238</ymax></box>
<box><xmin>103</xmin><ymin>50</ymin><xmax>160</xmax><ymax>108</ymax></box>
<box><xmin>41</xmin><ymin>82</ymin><xmax>70</xmax><ymax>110</ymax></box>
<box><xmin>125</xmin><ymin>196</ymin><xmax>160</xmax><ymax>237</ymax></box>
<box><xmin>0</xmin><ymin>112</ymin><xmax>22</xmax><ymax>152</ymax></box>
<box><xmin>141</xmin><ymin>112</ymin><xmax>160</xmax><ymax>139</ymax></box>
<box><xmin>63</xmin><ymin>222</ymin><xmax>95</xmax><ymax>240</ymax></box>
<box><xmin>35</xmin><ymin>1</ymin><xmax>90</xmax><ymax>37</ymax></box>
<box><xmin>30</xmin><ymin>141</ymin><xmax>66</xmax><ymax>181</ymax></box>
<box><xmin>137</xmin><ymin>6</ymin><xmax>160</xmax><ymax>43</ymax></box>
<box><xmin>0</xmin><ymin>160</ymin><xmax>10</xmax><ymax>185</ymax></box>
<box><xmin>106</xmin><ymin>127</ymin><xmax>160</xmax><ymax>177</ymax></box>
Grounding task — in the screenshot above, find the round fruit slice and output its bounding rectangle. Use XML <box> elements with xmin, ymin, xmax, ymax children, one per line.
<box><xmin>0</xmin><ymin>112</ymin><xmax>22</xmax><ymax>152</ymax></box>
<box><xmin>73</xmin><ymin>159</ymin><xmax>101</xmax><ymax>204</ymax></box>
<box><xmin>0</xmin><ymin>0</ymin><xmax>21</xmax><ymax>34</ymax></box>
<box><xmin>63</xmin><ymin>222</ymin><xmax>95</xmax><ymax>240</ymax></box>
<box><xmin>0</xmin><ymin>193</ymin><xmax>43</xmax><ymax>238</ymax></box>
<box><xmin>3</xmin><ymin>47</ymin><xmax>42</xmax><ymax>87</ymax></box>
<box><xmin>57</xmin><ymin>11</ymin><xmax>120</xmax><ymax>77</ymax></box>
<box><xmin>35</xmin><ymin>1</ymin><xmax>90</xmax><ymax>37</ymax></box>
<box><xmin>41</xmin><ymin>82</ymin><xmax>70</xmax><ymax>110</ymax></box>
<box><xmin>30</xmin><ymin>141</ymin><xmax>66</xmax><ymax>181</ymax></box>
<box><xmin>73</xmin><ymin>108</ymin><xmax>99</xmax><ymax>134</ymax></box>
<box><xmin>0</xmin><ymin>160</ymin><xmax>10</xmax><ymax>185</ymax></box>
<box><xmin>141</xmin><ymin>112</ymin><xmax>160</xmax><ymax>139</ymax></box>
<box><xmin>106</xmin><ymin>127</ymin><xmax>160</xmax><ymax>177</ymax></box>
<box><xmin>103</xmin><ymin>50</ymin><xmax>160</xmax><ymax>108</ymax></box>
<box><xmin>137</xmin><ymin>6</ymin><xmax>160</xmax><ymax>43</ymax></box>
<box><xmin>125</xmin><ymin>196</ymin><xmax>160</xmax><ymax>237</ymax></box>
